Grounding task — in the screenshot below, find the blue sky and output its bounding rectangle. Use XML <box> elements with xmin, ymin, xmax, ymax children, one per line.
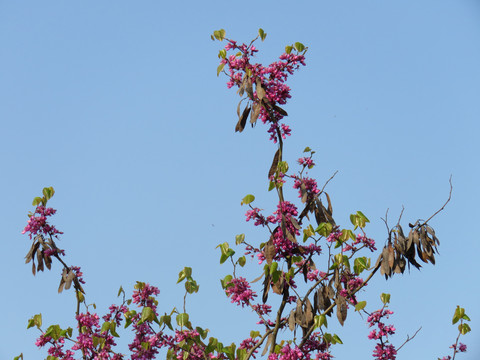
<box><xmin>1</xmin><ymin>1</ymin><xmax>479</xmax><ymax>359</ymax></box>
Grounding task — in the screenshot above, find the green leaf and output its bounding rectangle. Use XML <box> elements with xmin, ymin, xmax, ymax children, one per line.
<box><xmin>13</xmin><ymin>354</ymin><xmax>24</xmax><ymax>360</ymax></box>
<box><xmin>184</xmin><ymin>267</ymin><xmax>192</xmax><ymax>278</ymax></box>
<box><xmin>350</xmin><ymin>211</ymin><xmax>370</xmax><ymax>230</ymax></box>
<box><xmin>278</xmin><ymin>161</ymin><xmax>289</xmax><ymax>174</ymax></box>
<box><xmin>258</xmin><ymin>28</ymin><xmax>267</xmax><ymax>41</ymax></box>
<box><xmin>177</xmin><ymin>269</ymin><xmax>186</xmax><ymax>283</ymax></box>
<box><xmin>285</xmin><ymin>45</ymin><xmax>293</xmax><ymax>54</ymax></box>
<box><xmin>294</xmin><ymin>42</ymin><xmax>305</xmax><ymax>52</ymax></box>
<box><xmin>139</xmin><ymin>307</ymin><xmax>155</xmax><ymax>324</ymax></box>
<box><xmin>354</xmin><ymin>257</ymin><xmax>369</xmax><ymax>275</ymax></box>
<box><xmin>339</xmin><ymin>229</ymin><xmax>355</xmax><ymax>242</ymax></box>
<box><xmin>315</xmin><ymin>222</ymin><xmax>333</xmax><ymax>237</ymax></box>
<box><xmin>117</xmin><ymin>286</ymin><xmax>124</xmax><ymax>297</ymax></box>
<box><xmin>134</xmin><ymin>281</ymin><xmax>145</xmax><ymax>290</ymax></box>
<box><xmin>270</xmin><ymin>262</ymin><xmax>278</xmax><ymax>275</ymax></box>
<box><xmin>459</xmin><ymin>323</ymin><xmax>471</xmax><ymax>335</ymax></box>
<box><xmin>453</xmin><ymin>306</ymin><xmax>464</xmax><ymax>324</ymax></box>
<box><xmin>176</xmin><ymin>313</ymin><xmax>189</xmax><ymax>327</ymax></box>
<box><xmin>217</xmin><ymin>242</ymin><xmax>235</xmax><ymax>264</ymax></box>
<box><xmin>28</xmin><ymin>314</ymin><xmax>42</xmax><ymax>329</ymax></box>
<box><xmin>380</xmin><ymin>293</ymin><xmax>391</xmax><ymax>305</ymax></box>
<box><xmin>185</xmin><ymin>280</ymin><xmax>199</xmax><ymax>294</ymax></box>
<box><xmin>303</xmin><ymin>224</ymin><xmax>315</xmax><ymax>242</ymax></box>
<box><xmin>303</xmin><ymin>147</ymin><xmax>311</xmax><ymax>153</ymax></box>
<box><xmin>32</xmin><ymin>197</ymin><xmax>43</xmax><ymax>206</ymax></box>
<box><xmin>213</xmin><ymin>29</ymin><xmax>226</xmax><ymax>41</ymax></box>
<box><xmin>196</xmin><ymin>326</ymin><xmax>209</xmax><ymax>340</ymax></box>
<box><xmin>220</xmin><ymin>274</ymin><xmax>233</xmax><ymax>289</ymax></box>
<box><xmin>218</xmin><ymin>49</ymin><xmax>227</xmax><ymax>59</ymax></box>
<box><xmin>332</xmin><ymin>334</ymin><xmax>343</xmax><ymax>344</ymax></box>
<box><xmin>77</xmin><ymin>290</ymin><xmax>85</xmax><ymax>303</ymax></box>
<box><xmin>101</xmin><ymin>321</ymin><xmax>110</xmax><ymax>333</ymax></box>
<box><xmin>45</xmin><ymin>324</ymin><xmax>62</xmax><ymax>340</ymax></box>
<box><xmin>241</xmin><ymin>194</ymin><xmax>255</xmax><ymax>205</ymax></box>
<box><xmin>110</xmin><ymin>322</ymin><xmax>119</xmax><ymax>337</ymax></box>
<box><xmin>237</xmin><ymin>348</ymin><xmax>247</xmax><ymax>360</ymax></box>
<box><xmin>42</xmin><ymin>187</ymin><xmax>54</xmax><ymax>200</ymax></box>
<box><xmin>160</xmin><ymin>314</ymin><xmax>173</xmax><ymax>331</ymax></box>
<box><xmin>217</xmin><ymin>63</ymin><xmax>225</xmax><ymax>76</ymax></box>
<box><xmin>237</xmin><ymin>256</ymin><xmax>246</xmax><ymax>267</ymax></box>
<box><xmin>268</xmin><ymin>181</ymin><xmax>275</xmax><ymax>191</ymax></box>
<box><xmin>314</xmin><ymin>314</ymin><xmax>328</xmax><ymax>328</ymax></box>
<box><xmin>235</xmin><ymin>234</ymin><xmax>245</xmax><ymax>245</ymax></box>
<box><xmin>355</xmin><ymin>301</ymin><xmax>367</xmax><ymax>311</ymax></box>
<box><xmin>250</xmin><ymin>330</ymin><xmax>260</xmax><ymax>338</ymax></box>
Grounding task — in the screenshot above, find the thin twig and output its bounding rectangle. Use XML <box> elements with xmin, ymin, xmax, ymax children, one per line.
<box><xmin>424</xmin><ymin>176</ymin><xmax>453</xmax><ymax>224</ymax></box>
<box><xmin>396</xmin><ymin>327</ymin><xmax>422</xmax><ymax>351</ymax></box>
<box><xmin>381</xmin><ymin>209</ymin><xmax>390</xmax><ymax>235</ymax></box>
<box><xmin>320</xmin><ymin>171</ymin><xmax>339</xmax><ymax>193</ymax></box>
<box><xmin>396</xmin><ymin>206</ymin><xmax>405</xmax><ymax>226</ymax></box>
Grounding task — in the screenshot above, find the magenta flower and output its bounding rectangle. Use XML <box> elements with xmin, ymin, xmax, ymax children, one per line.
<box><xmin>225</xmin><ymin>277</ymin><xmax>257</xmax><ymax>307</ymax></box>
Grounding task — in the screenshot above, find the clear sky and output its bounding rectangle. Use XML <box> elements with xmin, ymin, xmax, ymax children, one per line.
<box><xmin>1</xmin><ymin>1</ymin><xmax>479</xmax><ymax>359</ymax></box>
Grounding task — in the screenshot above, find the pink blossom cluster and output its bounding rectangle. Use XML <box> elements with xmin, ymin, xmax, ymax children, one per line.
<box><xmin>250</xmin><ymin>201</ymin><xmax>322</xmax><ymax>264</ymax></box>
<box><xmin>297</xmin><ymin>157</ymin><xmax>315</xmax><ymax>168</ymax></box>
<box><xmin>239</xmin><ymin>337</ymin><xmax>260</xmax><ymax>357</ymax></box>
<box><xmin>132</xmin><ymin>283</ymin><xmax>160</xmax><ymax>309</ymax></box>
<box><xmin>339</xmin><ymin>274</ymin><xmax>364</xmax><ymax>304</ymax></box>
<box><xmin>103</xmin><ymin>304</ymin><xmax>129</xmax><ymax>326</ymax></box>
<box><xmin>35</xmin><ymin>334</ymin><xmax>75</xmax><ymax>360</ymax></box>
<box><xmin>127</xmin><ymin>283</ymin><xmax>163</xmax><ymax>359</ymax></box>
<box><xmin>269</xmin><ymin>171</ymin><xmax>286</xmax><ymax>186</ymax></box>
<box><xmin>221</xmin><ymin>39</ymin><xmax>306</xmax><ymax>143</ymax></box>
<box><xmin>245</xmin><ymin>207</ymin><xmax>275</xmax><ymax>226</ymax></box>
<box><xmin>295</xmin><ymin>261</ymin><xmax>326</xmax><ymax>282</ymax></box>
<box><xmin>170</xmin><ymin>329</ymin><xmax>205</xmax><ymax>360</ymax></box>
<box><xmin>292</xmin><ymin>176</ymin><xmax>320</xmax><ymax>202</ymax></box>
<box><xmin>266</xmin><ymin>342</ymin><xmax>333</xmax><ymax>360</ymax></box>
<box><xmin>22</xmin><ymin>205</ymin><xmax>63</xmax><ymax>239</ymax></box>
<box><xmin>70</xmin><ymin>266</ymin><xmax>86</xmax><ymax>284</ymax></box>
<box><xmin>225</xmin><ymin>277</ymin><xmax>257</xmax><ymax>307</ymax></box>
<box><xmin>268</xmin><ymin>344</ymin><xmax>304</xmax><ymax>360</ymax></box>
<box><xmin>367</xmin><ymin>309</ymin><xmax>397</xmax><ymax>360</ymax></box>
<box><xmin>343</xmin><ymin>234</ymin><xmax>377</xmax><ymax>253</ymax></box>
<box><xmin>251</xmin><ymin>303</ymin><xmax>272</xmax><ymax>316</ymax></box>
<box><xmin>450</xmin><ymin>342</ymin><xmax>467</xmax><ymax>352</ymax></box>
<box><xmin>372</xmin><ymin>344</ymin><xmax>397</xmax><ymax>360</ymax></box>
<box><xmin>72</xmin><ymin>312</ymin><xmax>118</xmax><ymax>358</ymax></box>
<box><xmin>440</xmin><ymin>342</ymin><xmax>468</xmax><ymax>359</ymax></box>
<box><xmin>301</xmin><ymin>332</ymin><xmax>333</xmax><ymax>360</ymax></box>
<box><xmin>35</xmin><ymin>310</ymin><xmax>122</xmax><ymax>360</ymax></box>
<box><xmin>326</xmin><ymin>231</ymin><xmax>342</xmax><ymax>243</ymax></box>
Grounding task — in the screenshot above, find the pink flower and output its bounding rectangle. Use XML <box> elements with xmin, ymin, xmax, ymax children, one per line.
<box><xmin>22</xmin><ymin>205</ymin><xmax>63</xmax><ymax>239</ymax></box>
<box><xmin>225</xmin><ymin>277</ymin><xmax>256</xmax><ymax>307</ymax></box>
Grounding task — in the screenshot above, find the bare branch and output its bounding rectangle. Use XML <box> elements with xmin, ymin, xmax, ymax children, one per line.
<box><xmin>320</xmin><ymin>171</ymin><xmax>339</xmax><ymax>194</ymax></box>
<box><xmin>396</xmin><ymin>327</ymin><xmax>422</xmax><ymax>351</ymax></box>
<box><xmin>396</xmin><ymin>206</ymin><xmax>405</xmax><ymax>226</ymax></box>
<box><xmin>381</xmin><ymin>208</ymin><xmax>390</xmax><ymax>235</ymax></box>
<box><xmin>424</xmin><ymin>176</ymin><xmax>453</xmax><ymax>224</ymax></box>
